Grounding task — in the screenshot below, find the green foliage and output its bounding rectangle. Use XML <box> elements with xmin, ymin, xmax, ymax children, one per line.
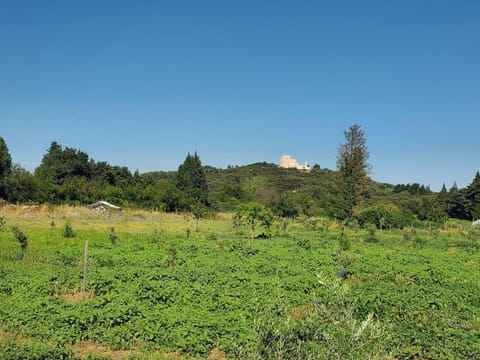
<box><xmin>272</xmin><ymin>194</ymin><xmax>299</xmax><ymax>218</ymax></box>
<box><xmin>12</xmin><ymin>226</ymin><xmax>28</xmax><ymax>251</ymax></box>
<box><xmin>365</xmin><ymin>224</ymin><xmax>377</xmax><ymax>243</ymax></box>
<box><xmin>355</xmin><ymin>204</ymin><xmax>413</xmax><ymax>229</ymax></box>
<box><xmin>175</xmin><ymin>152</ymin><xmax>209</xmax><ymax>207</ymax></box>
<box><xmin>336</xmin><ymin>124</ymin><xmax>370</xmax><ymax>217</ymax></box>
<box><xmin>109</xmin><ymin>227</ymin><xmax>118</xmax><ymax>245</ymax></box>
<box><xmin>417</xmin><ymin>197</ymin><xmax>447</xmax><ymax>223</ymax></box>
<box><xmin>254</xmin><ymin>273</ymin><xmax>388</xmax><ymax>359</ymax></box>
<box><xmin>0</xmin><ymin>136</ymin><xmax>12</xmax><ymax>179</ymax></box>
<box><xmin>62</xmin><ymin>220</ymin><xmax>75</xmax><ymax>238</ymax></box>
<box><xmin>0</xmin><ymin>219</ymin><xmax>479</xmax><ymax>358</ymax></box>
<box><xmin>339</xmin><ymin>227</ymin><xmax>351</xmax><ymax>250</ymax></box>
<box><xmin>233</xmin><ymin>202</ymin><xmax>274</xmax><ymax>238</ymax></box>
<box><xmin>1</xmin><ymin>164</ymin><xmax>37</xmax><ymax>203</ymax></box>
<box><xmin>0</xmin><ymin>337</ymin><xmax>74</xmax><ymax>360</ymax></box>
<box><xmin>466</xmin><ymin>171</ymin><xmax>480</xmax><ymax>219</ymax></box>
<box><xmin>0</xmin><ymin>216</ymin><xmax>5</xmax><ymax>231</ymax></box>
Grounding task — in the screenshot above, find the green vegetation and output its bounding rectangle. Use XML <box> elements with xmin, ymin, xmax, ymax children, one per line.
<box><xmin>1</xmin><ymin>127</ymin><xmax>480</xmax><ymax>358</ymax></box>
<box><xmin>0</xmin><ymin>208</ymin><xmax>479</xmax><ymax>359</ymax></box>
<box><xmin>336</xmin><ymin>124</ymin><xmax>370</xmax><ymax>218</ymax></box>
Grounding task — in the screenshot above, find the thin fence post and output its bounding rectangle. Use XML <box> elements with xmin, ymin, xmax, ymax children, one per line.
<box><xmin>82</xmin><ymin>240</ymin><xmax>88</xmax><ymax>292</ymax></box>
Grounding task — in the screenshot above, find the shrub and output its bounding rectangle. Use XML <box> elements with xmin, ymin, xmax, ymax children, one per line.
<box><xmin>355</xmin><ymin>204</ymin><xmax>413</xmax><ymax>229</ymax></box>
<box><xmin>339</xmin><ymin>227</ymin><xmax>351</xmax><ymax>250</ymax></box>
<box><xmin>12</xmin><ymin>226</ymin><xmax>28</xmax><ymax>251</ymax></box>
<box><xmin>365</xmin><ymin>224</ymin><xmax>377</xmax><ymax>243</ymax></box>
<box><xmin>109</xmin><ymin>227</ymin><xmax>118</xmax><ymax>245</ymax></box>
<box><xmin>233</xmin><ymin>202</ymin><xmax>274</xmax><ymax>239</ymax></box>
<box><xmin>62</xmin><ymin>220</ymin><xmax>75</xmax><ymax>238</ymax></box>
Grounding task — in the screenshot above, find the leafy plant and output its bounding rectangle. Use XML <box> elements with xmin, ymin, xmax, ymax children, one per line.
<box><xmin>12</xmin><ymin>226</ymin><xmax>28</xmax><ymax>251</ymax></box>
<box><xmin>109</xmin><ymin>227</ymin><xmax>118</xmax><ymax>245</ymax></box>
<box><xmin>254</xmin><ymin>273</ymin><xmax>389</xmax><ymax>359</ymax></box>
<box><xmin>365</xmin><ymin>224</ymin><xmax>377</xmax><ymax>243</ymax></box>
<box><xmin>62</xmin><ymin>220</ymin><xmax>75</xmax><ymax>238</ymax></box>
<box><xmin>233</xmin><ymin>202</ymin><xmax>274</xmax><ymax>238</ymax></box>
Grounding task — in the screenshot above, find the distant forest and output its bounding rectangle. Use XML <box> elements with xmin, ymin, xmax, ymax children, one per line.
<box><xmin>0</xmin><ymin>136</ymin><xmax>479</xmax><ymax>225</ymax></box>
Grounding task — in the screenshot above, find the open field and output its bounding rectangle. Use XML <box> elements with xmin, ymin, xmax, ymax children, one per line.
<box><xmin>0</xmin><ymin>206</ymin><xmax>479</xmax><ymax>359</ymax></box>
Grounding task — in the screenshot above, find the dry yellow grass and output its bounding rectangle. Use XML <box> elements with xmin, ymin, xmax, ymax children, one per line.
<box><xmin>0</xmin><ymin>205</ymin><xmax>233</xmax><ymax>235</ymax></box>
<box><xmin>72</xmin><ymin>342</ymin><xmax>137</xmax><ymax>359</ymax></box>
<box><xmin>57</xmin><ymin>288</ymin><xmax>95</xmax><ymax>303</ymax></box>
<box><xmin>290</xmin><ymin>304</ymin><xmax>313</xmax><ymax>320</ymax></box>
<box><xmin>206</xmin><ymin>347</ymin><xmax>228</xmax><ymax>360</ymax></box>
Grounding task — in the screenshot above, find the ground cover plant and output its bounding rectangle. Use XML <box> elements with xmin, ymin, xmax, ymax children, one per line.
<box><xmin>0</xmin><ymin>206</ymin><xmax>479</xmax><ymax>359</ymax></box>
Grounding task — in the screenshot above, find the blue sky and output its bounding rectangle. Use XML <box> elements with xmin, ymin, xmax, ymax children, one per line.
<box><xmin>1</xmin><ymin>1</ymin><xmax>479</xmax><ymax>190</ymax></box>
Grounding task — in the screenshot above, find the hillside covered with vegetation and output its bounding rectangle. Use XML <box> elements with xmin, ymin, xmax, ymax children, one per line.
<box><xmin>0</xmin><ymin>129</ymin><xmax>479</xmax><ymax>228</ymax></box>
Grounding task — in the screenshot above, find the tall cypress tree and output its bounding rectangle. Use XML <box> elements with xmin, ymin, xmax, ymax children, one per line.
<box><xmin>175</xmin><ymin>152</ymin><xmax>209</xmax><ymax>207</ymax></box>
<box><xmin>336</xmin><ymin>124</ymin><xmax>370</xmax><ymax>217</ymax></box>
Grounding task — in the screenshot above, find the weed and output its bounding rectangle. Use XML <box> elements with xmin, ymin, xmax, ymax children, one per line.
<box><xmin>12</xmin><ymin>226</ymin><xmax>28</xmax><ymax>251</ymax></box>
<box><xmin>365</xmin><ymin>224</ymin><xmax>377</xmax><ymax>243</ymax></box>
<box><xmin>109</xmin><ymin>227</ymin><xmax>118</xmax><ymax>245</ymax></box>
<box><xmin>62</xmin><ymin>220</ymin><xmax>75</xmax><ymax>238</ymax></box>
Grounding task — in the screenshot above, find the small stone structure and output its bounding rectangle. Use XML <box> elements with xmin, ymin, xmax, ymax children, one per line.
<box><xmin>279</xmin><ymin>155</ymin><xmax>311</xmax><ymax>172</ymax></box>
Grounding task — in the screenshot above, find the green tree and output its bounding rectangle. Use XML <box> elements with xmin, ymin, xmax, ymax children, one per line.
<box><xmin>466</xmin><ymin>171</ymin><xmax>480</xmax><ymax>219</ymax></box>
<box><xmin>2</xmin><ymin>164</ymin><xmax>37</xmax><ymax>203</ymax></box>
<box><xmin>233</xmin><ymin>202</ymin><xmax>274</xmax><ymax>238</ymax></box>
<box><xmin>0</xmin><ymin>136</ymin><xmax>12</xmax><ymax>199</ymax></box>
<box><xmin>175</xmin><ymin>152</ymin><xmax>209</xmax><ymax>207</ymax></box>
<box><xmin>417</xmin><ymin>197</ymin><xmax>447</xmax><ymax>223</ymax></box>
<box><xmin>336</xmin><ymin>124</ymin><xmax>370</xmax><ymax>218</ymax></box>
<box><xmin>446</xmin><ymin>182</ymin><xmax>470</xmax><ymax>220</ymax></box>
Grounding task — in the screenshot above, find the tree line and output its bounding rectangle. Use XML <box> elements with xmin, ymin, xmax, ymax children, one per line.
<box><xmin>0</xmin><ymin>127</ymin><xmax>479</xmax><ymax>224</ymax></box>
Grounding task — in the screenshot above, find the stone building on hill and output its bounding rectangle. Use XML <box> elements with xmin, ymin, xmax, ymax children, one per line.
<box><xmin>279</xmin><ymin>155</ymin><xmax>311</xmax><ymax>172</ymax></box>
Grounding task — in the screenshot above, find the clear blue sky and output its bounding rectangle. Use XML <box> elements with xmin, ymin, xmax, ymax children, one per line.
<box><xmin>1</xmin><ymin>1</ymin><xmax>479</xmax><ymax>190</ymax></box>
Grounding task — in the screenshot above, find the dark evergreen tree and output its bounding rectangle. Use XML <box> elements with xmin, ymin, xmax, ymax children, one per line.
<box><xmin>466</xmin><ymin>171</ymin><xmax>480</xmax><ymax>219</ymax></box>
<box><xmin>446</xmin><ymin>182</ymin><xmax>470</xmax><ymax>220</ymax></box>
<box><xmin>175</xmin><ymin>152</ymin><xmax>209</xmax><ymax>207</ymax></box>
<box><xmin>437</xmin><ymin>183</ymin><xmax>448</xmax><ymax>209</ymax></box>
<box><xmin>336</xmin><ymin>124</ymin><xmax>370</xmax><ymax>218</ymax></box>
<box><xmin>0</xmin><ymin>136</ymin><xmax>12</xmax><ymax>199</ymax></box>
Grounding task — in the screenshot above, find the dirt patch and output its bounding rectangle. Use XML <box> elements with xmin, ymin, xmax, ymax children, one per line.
<box><xmin>290</xmin><ymin>304</ymin><xmax>313</xmax><ymax>320</ymax></box>
<box><xmin>73</xmin><ymin>342</ymin><xmax>136</xmax><ymax>359</ymax></box>
<box><xmin>207</xmin><ymin>347</ymin><xmax>228</xmax><ymax>360</ymax></box>
<box><xmin>57</xmin><ymin>288</ymin><xmax>94</xmax><ymax>303</ymax></box>
<box><xmin>447</xmin><ymin>247</ymin><xmax>457</xmax><ymax>254</ymax></box>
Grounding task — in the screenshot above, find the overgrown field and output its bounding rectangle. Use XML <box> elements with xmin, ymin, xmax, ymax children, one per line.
<box><xmin>0</xmin><ymin>206</ymin><xmax>479</xmax><ymax>359</ymax></box>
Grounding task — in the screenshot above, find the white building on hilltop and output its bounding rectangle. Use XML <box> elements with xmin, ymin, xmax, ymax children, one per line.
<box><xmin>279</xmin><ymin>155</ymin><xmax>311</xmax><ymax>172</ymax></box>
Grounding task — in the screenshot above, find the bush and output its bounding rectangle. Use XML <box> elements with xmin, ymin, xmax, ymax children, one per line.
<box><xmin>62</xmin><ymin>220</ymin><xmax>75</xmax><ymax>238</ymax></box>
<box><xmin>365</xmin><ymin>224</ymin><xmax>377</xmax><ymax>243</ymax></box>
<box><xmin>233</xmin><ymin>202</ymin><xmax>274</xmax><ymax>239</ymax></box>
<box><xmin>12</xmin><ymin>226</ymin><xmax>28</xmax><ymax>251</ymax></box>
<box><xmin>109</xmin><ymin>227</ymin><xmax>118</xmax><ymax>245</ymax></box>
<box><xmin>355</xmin><ymin>204</ymin><xmax>413</xmax><ymax>229</ymax></box>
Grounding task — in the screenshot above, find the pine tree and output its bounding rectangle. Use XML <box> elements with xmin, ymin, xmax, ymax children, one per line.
<box><xmin>466</xmin><ymin>171</ymin><xmax>480</xmax><ymax>219</ymax></box>
<box><xmin>175</xmin><ymin>152</ymin><xmax>209</xmax><ymax>207</ymax></box>
<box><xmin>446</xmin><ymin>182</ymin><xmax>470</xmax><ymax>220</ymax></box>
